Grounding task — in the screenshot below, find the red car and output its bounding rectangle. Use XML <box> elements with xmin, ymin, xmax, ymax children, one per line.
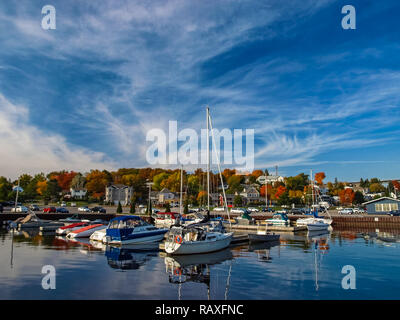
<box><xmin>43</xmin><ymin>207</ymin><xmax>57</xmax><ymax>213</ymax></box>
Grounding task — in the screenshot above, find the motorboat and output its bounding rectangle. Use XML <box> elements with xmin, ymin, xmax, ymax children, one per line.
<box><xmin>90</xmin><ymin>227</ymin><xmax>107</xmax><ymax>242</ymax></box>
<box><xmin>296</xmin><ymin>210</ymin><xmax>332</xmax><ymax>226</ymax></box>
<box><xmin>66</xmin><ymin>224</ymin><xmax>106</xmax><ymax>239</ymax></box>
<box><xmin>10</xmin><ymin>213</ymin><xmax>64</xmax><ymax>230</ymax></box>
<box><xmin>154</xmin><ymin>212</ymin><xmax>179</xmax><ymax>228</ymax></box>
<box><xmin>265</xmin><ymin>213</ymin><xmax>290</xmax><ymax>226</ymax></box>
<box><xmin>164</xmin><ymin>223</ymin><xmax>233</xmax><ymax>255</ymax></box>
<box><xmin>306</xmin><ymin>220</ymin><xmax>330</xmax><ymax>231</ymax></box>
<box><xmin>248</xmin><ymin>226</ymin><xmax>280</xmax><ymax>243</ymax></box>
<box><xmin>180</xmin><ymin>212</ymin><xmax>205</xmax><ymax>226</ymax></box>
<box><xmin>104</xmin><ymin>216</ymin><xmax>168</xmax><ymax>245</ymax></box>
<box><xmin>58</xmin><ymin>214</ymin><xmax>82</xmax><ymax>224</ymax></box>
<box><xmin>56</xmin><ymin>222</ymin><xmax>89</xmax><ymax>235</ymax></box>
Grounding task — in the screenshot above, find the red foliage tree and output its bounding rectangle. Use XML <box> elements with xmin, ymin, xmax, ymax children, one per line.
<box><xmin>314</xmin><ymin>172</ymin><xmax>326</xmax><ymax>186</ymax></box>
<box><xmin>339</xmin><ymin>188</ymin><xmax>355</xmax><ymax>205</ymax></box>
<box><xmin>275</xmin><ymin>186</ymin><xmax>287</xmax><ymax>199</ymax></box>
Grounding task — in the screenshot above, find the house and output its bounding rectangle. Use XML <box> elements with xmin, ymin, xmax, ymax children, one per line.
<box><xmin>210</xmin><ymin>193</ymin><xmax>235</xmax><ymax>207</ymax></box>
<box><xmin>70</xmin><ymin>188</ymin><xmax>87</xmax><ymax>200</ymax></box>
<box><xmin>105</xmin><ymin>184</ymin><xmax>133</xmax><ymax>206</ymax></box>
<box><xmin>150</xmin><ymin>191</ymin><xmax>159</xmax><ymax>205</ymax></box>
<box><xmin>240</xmin><ymin>186</ymin><xmax>261</xmax><ymax>204</ymax></box>
<box><xmin>362</xmin><ymin>197</ymin><xmax>400</xmax><ymax>215</ymax></box>
<box><xmin>158</xmin><ymin>188</ymin><xmax>178</xmax><ymax>205</ymax></box>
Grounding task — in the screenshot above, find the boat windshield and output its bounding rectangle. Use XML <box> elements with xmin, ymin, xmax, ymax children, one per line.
<box><xmin>108</xmin><ymin>219</ymin><xmax>146</xmax><ymax>229</ymax></box>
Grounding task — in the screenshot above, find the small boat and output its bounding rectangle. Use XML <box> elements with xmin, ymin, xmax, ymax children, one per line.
<box><xmin>59</xmin><ymin>214</ymin><xmax>82</xmax><ymax>224</ymax></box>
<box><xmin>306</xmin><ymin>220</ymin><xmax>330</xmax><ymax>231</ymax></box>
<box><xmin>56</xmin><ymin>222</ymin><xmax>88</xmax><ymax>235</ymax></box>
<box><xmin>164</xmin><ymin>223</ymin><xmax>233</xmax><ymax>255</ymax></box>
<box><xmin>104</xmin><ymin>216</ymin><xmax>168</xmax><ymax>245</ymax></box>
<box><xmin>11</xmin><ymin>213</ymin><xmax>64</xmax><ymax>230</ymax></box>
<box><xmin>180</xmin><ymin>212</ymin><xmax>205</xmax><ymax>226</ymax></box>
<box><xmin>154</xmin><ymin>212</ymin><xmax>179</xmax><ymax>228</ymax></box>
<box><xmin>265</xmin><ymin>213</ymin><xmax>290</xmax><ymax>226</ymax></box>
<box><xmin>248</xmin><ymin>232</ymin><xmax>280</xmax><ymax>243</ymax></box>
<box><xmin>90</xmin><ymin>227</ymin><xmax>107</xmax><ymax>242</ymax></box>
<box><xmin>66</xmin><ymin>224</ymin><xmax>106</xmax><ymax>239</ymax></box>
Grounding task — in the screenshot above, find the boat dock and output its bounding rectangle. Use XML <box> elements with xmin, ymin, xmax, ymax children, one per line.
<box><xmin>226</xmin><ymin>223</ymin><xmax>307</xmax><ymax>232</ymax></box>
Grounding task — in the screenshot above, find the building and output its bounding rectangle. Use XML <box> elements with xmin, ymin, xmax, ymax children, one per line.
<box><xmin>70</xmin><ymin>188</ymin><xmax>87</xmax><ymax>200</ymax></box>
<box><xmin>210</xmin><ymin>193</ymin><xmax>235</xmax><ymax>207</ymax></box>
<box><xmin>362</xmin><ymin>197</ymin><xmax>400</xmax><ymax>215</ymax></box>
<box><xmin>158</xmin><ymin>188</ymin><xmax>178</xmax><ymax>205</ymax></box>
<box><xmin>257</xmin><ymin>175</ymin><xmax>285</xmax><ymax>185</ymax></box>
<box><xmin>105</xmin><ymin>184</ymin><xmax>133</xmax><ymax>206</ymax></box>
<box><xmin>240</xmin><ymin>186</ymin><xmax>262</xmax><ymax>204</ymax></box>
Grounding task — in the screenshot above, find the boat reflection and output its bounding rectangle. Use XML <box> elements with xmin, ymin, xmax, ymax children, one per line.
<box><xmin>247</xmin><ymin>240</ymin><xmax>280</xmax><ymax>262</ymax></box>
<box><xmin>164</xmin><ymin>248</ymin><xmax>233</xmax><ymax>299</ymax></box>
<box><xmin>105</xmin><ymin>245</ymin><xmax>159</xmax><ymax>270</ymax></box>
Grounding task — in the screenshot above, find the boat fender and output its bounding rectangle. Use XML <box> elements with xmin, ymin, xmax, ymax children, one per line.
<box><xmin>175</xmin><ymin>235</ymin><xmax>183</xmax><ymax>244</ymax></box>
<box><xmin>173</xmin><ymin>268</ymin><xmax>182</xmax><ymax>276</ymax></box>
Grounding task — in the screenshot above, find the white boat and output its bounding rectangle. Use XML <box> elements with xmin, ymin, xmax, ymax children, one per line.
<box><xmin>265</xmin><ymin>213</ymin><xmax>290</xmax><ymax>226</ymax></box>
<box><xmin>56</xmin><ymin>222</ymin><xmax>88</xmax><ymax>235</ymax></box>
<box><xmin>89</xmin><ymin>227</ymin><xmax>107</xmax><ymax>242</ymax></box>
<box><xmin>164</xmin><ymin>224</ymin><xmax>233</xmax><ymax>255</ymax></box>
<box><xmin>154</xmin><ymin>212</ymin><xmax>179</xmax><ymax>228</ymax></box>
<box><xmin>306</xmin><ymin>220</ymin><xmax>330</xmax><ymax>231</ymax></box>
<box><xmin>296</xmin><ymin>217</ymin><xmax>332</xmax><ymax>226</ymax></box>
<box><xmin>103</xmin><ymin>216</ymin><xmax>168</xmax><ymax>245</ymax></box>
<box><xmin>66</xmin><ymin>224</ymin><xmax>106</xmax><ymax>239</ymax></box>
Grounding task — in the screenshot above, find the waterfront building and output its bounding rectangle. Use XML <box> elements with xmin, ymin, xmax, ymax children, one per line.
<box><xmin>105</xmin><ymin>184</ymin><xmax>133</xmax><ymax>206</ymax></box>
<box><xmin>158</xmin><ymin>188</ymin><xmax>178</xmax><ymax>205</ymax></box>
<box><xmin>362</xmin><ymin>197</ymin><xmax>400</xmax><ymax>215</ymax></box>
<box><xmin>69</xmin><ymin>188</ymin><xmax>87</xmax><ymax>200</ymax></box>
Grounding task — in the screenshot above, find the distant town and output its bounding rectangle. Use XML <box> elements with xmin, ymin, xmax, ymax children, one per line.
<box><xmin>1</xmin><ymin>168</ymin><xmax>399</xmax><ymax>213</ymax></box>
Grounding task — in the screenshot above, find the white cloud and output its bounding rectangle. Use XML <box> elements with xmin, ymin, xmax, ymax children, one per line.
<box><xmin>0</xmin><ymin>94</ymin><xmax>115</xmax><ymax>179</ymax></box>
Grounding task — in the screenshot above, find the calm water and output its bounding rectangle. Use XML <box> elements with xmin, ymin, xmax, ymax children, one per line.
<box><xmin>0</xmin><ymin>226</ymin><xmax>399</xmax><ymax>300</ymax></box>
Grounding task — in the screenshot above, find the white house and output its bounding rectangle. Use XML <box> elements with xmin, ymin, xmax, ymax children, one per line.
<box><xmin>70</xmin><ymin>188</ymin><xmax>87</xmax><ymax>199</ymax></box>
<box><xmin>105</xmin><ymin>184</ymin><xmax>133</xmax><ymax>206</ymax></box>
<box><xmin>257</xmin><ymin>175</ymin><xmax>285</xmax><ymax>185</ymax></box>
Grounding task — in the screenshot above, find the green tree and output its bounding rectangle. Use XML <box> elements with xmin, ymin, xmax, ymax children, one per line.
<box><xmin>117</xmin><ymin>201</ymin><xmax>122</xmax><ymax>213</ymax></box>
<box><xmin>165</xmin><ymin>202</ymin><xmax>171</xmax><ymax>212</ymax></box>
<box><xmin>0</xmin><ymin>177</ymin><xmax>12</xmax><ymax>201</ymax></box>
<box><xmin>234</xmin><ymin>195</ymin><xmax>243</xmax><ymax>207</ymax></box>
<box><xmin>353</xmin><ymin>191</ymin><xmax>365</xmax><ymax>205</ymax></box>
<box><xmin>43</xmin><ymin>179</ymin><xmax>62</xmax><ymax>201</ymax></box>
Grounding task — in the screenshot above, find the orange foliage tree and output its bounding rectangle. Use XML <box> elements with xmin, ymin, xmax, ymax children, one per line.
<box><xmin>36</xmin><ymin>180</ymin><xmax>48</xmax><ymax>195</ymax></box>
<box><xmin>52</xmin><ymin>171</ymin><xmax>78</xmax><ymax>191</ymax></box>
<box><xmin>392</xmin><ymin>180</ymin><xmax>400</xmax><ymax>191</ymax></box>
<box><xmin>86</xmin><ymin>170</ymin><xmax>109</xmax><ymax>199</ymax></box>
<box><xmin>275</xmin><ymin>186</ymin><xmax>287</xmax><ymax>199</ymax></box>
<box><xmin>339</xmin><ymin>188</ymin><xmax>355</xmax><ymax>205</ymax></box>
<box><xmin>259</xmin><ymin>184</ymin><xmax>273</xmax><ymax>199</ymax></box>
<box><xmin>314</xmin><ymin>172</ymin><xmax>326</xmax><ymax>186</ymax></box>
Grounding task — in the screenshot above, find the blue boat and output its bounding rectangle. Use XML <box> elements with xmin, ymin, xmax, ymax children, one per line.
<box><xmin>104</xmin><ymin>216</ymin><xmax>168</xmax><ymax>245</ymax></box>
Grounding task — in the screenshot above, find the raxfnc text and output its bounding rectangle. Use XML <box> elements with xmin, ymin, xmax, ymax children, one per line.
<box><xmin>155</xmin><ymin>304</ymin><xmax>244</xmax><ymax>317</ymax></box>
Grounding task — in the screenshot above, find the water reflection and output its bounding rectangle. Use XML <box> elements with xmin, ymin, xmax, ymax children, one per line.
<box><xmin>105</xmin><ymin>244</ymin><xmax>159</xmax><ymax>270</ymax></box>
<box><xmin>164</xmin><ymin>248</ymin><xmax>233</xmax><ymax>300</ymax></box>
<box><xmin>247</xmin><ymin>241</ymin><xmax>280</xmax><ymax>262</ymax></box>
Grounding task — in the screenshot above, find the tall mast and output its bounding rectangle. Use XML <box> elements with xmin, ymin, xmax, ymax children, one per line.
<box><xmin>180</xmin><ymin>165</ymin><xmax>183</xmax><ymax>216</ymax></box>
<box><xmin>206</xmin><ymin>106</ymin><xmax>210</xmax><ymax>211</ymax></box>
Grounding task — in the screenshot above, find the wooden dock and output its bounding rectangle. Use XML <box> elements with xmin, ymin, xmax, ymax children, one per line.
<box><xmin>226</xmin><ymin>223</ymin><xmax>306</xmax><ymax>232</ymax></box>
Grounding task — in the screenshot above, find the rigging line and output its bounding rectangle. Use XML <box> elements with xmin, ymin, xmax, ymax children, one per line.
<box><xmin>208</xmin><ymin>111</ymin><xmax>231</xmax><ymax>227</ymax></box>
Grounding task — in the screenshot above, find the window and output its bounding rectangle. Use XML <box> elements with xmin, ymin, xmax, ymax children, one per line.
<box><xmin>375</xmin><ymin>203</ymin><xmax>399</xmax><ymax>212</ymax></box>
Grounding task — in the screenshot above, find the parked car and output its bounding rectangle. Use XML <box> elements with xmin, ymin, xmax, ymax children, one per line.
<box><xmin>290</xmin><ymin>208</ymin><xmax>305</xmax><ymax>215</ymax></box>
<box><xmin>339</xmin><ymin>208</ymin><xmax>353</xmax><ymax>215</ymax></box>
<box><xmin>388</xmin><ymin>210</ymin><xmax>400</xmax><ymax>216</ymax></box>
<box><xmin>90</xmin><ymin>207</ymin><xmax>106</xmax><ymax>213</ymax></box>
<box><xmin>353</xmin><ymin>208</ymin><xmax>366</xmax><ymax>214</ymax></box>
<box><xmin>43</xmin><ymin>207</ymin><xmax>57</xmax><ymax>213</ymax></box>
<box><xmin>261</xmin><ymin>207</ymin><xmax>274</xmax><ymax>213</ymax></box>
<box><xmin>60</xmin><ymin>202</ymin><xmax>67</xmax><ymax>207</ymax></box>
<box><xmin>29</xmin><ymin>204</ymin><xmax>40</xmax><ymax>211</ymax></box>
<box><xmin>70</xmin><ymin>202</ymin><xmax>76</xmax><ymax>207</ymax></box>
<box><xmin>213</xmin><ymin>207</ymin><xmax>225</xmax><ymax>212</ymax></box>
<box><xmin>231</xmin><ymin>208</ymin><xmax>248</xmax><ymax>214</ymax></box>
<box><xmin>56</xmin><ymin>207</ymin><xmax>69</xmax><ymax>213</ymax></box>
<box><xmin>11</xmin><ymin>206</ymin><xmax>29</xmax><ymax>213</ymax></box>
<box><xmin>247</xmin><ymin>207</ymin><xmax>260</xmax><ymax>213</ymax></box>
<box><xmin>78</xmin><ymin>206</ymin><xmax>91</xmax><ymax>212</ymax></box>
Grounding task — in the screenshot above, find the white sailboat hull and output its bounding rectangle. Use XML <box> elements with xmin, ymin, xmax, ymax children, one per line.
<box><xmin>165</xmin><ymin>233</ymin><xmax>233</xmax><ymax>255</ymax></box>
<box><xmin>105</xmin><ymin>232</ymin><xmax>167</xmax><ymax>245</ymax></box>
<box><xmin>307</xmin><ymin>223</ymin><xmax>330</xmax><ymax>231</ymax></box>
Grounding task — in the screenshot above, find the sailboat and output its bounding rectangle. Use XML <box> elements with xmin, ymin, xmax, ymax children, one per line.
<box><xmin>296</xmin><ymin>170</ymin><xmax>331</xmax><ymax>231</ymax></box>
<box><xmin>164</xmin><ymin>107</ymin><xmax>233</xmax><ymax>255</ymax></box>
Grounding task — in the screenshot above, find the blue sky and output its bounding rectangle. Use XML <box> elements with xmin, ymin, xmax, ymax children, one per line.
<box><xmin>0</xmin><ymin>0</ymin><xmax>400</xmax><ymax>181</ymax></box>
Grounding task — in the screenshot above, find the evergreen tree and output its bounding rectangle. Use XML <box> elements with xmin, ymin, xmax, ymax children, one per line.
<box><xmin>116</xmin><ymin>201</ymin><xmax>122</xmax><ymax>213</ymax></box>
<box><xmin>184</xmin><ymin>200</ymin><xmax>189</xmax><ymax>214</ymax></box>
<box><xmin>130</xmin><ymin>202</ymin><xmax>135</xmax><ymax>214</ymax></box>
<box><xmin>165</xmin><ymin>202</ymin><xmax>171</xmax><ymax>212</ymax></box>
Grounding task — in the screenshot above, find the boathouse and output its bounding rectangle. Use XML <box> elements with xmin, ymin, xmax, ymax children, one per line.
<box><xmin>362</xmin><ymin>197</ymin><xmax>400</xmax><ymax>214</ymax></box>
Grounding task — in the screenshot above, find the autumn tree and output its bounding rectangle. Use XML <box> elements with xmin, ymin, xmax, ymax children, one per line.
<box><xmin>275</xmin><ymin>186</ymin><xmax>287</xmax><ymax>199</ymax></box>
<box><xmin>339</xmin><ymin>188</ymin><xmax>355</xmax><ymax>205</ymax></box>
<box><xmin>314</xmin><ymin>172</ymin><xmax>326</xmax><ymax>186</ymax></box>
<box><xmin>52</xmin><ymin>171</ymin><xmax>78</xmax><ymax>191</ymax></box>
<box><xmin>86</xmin><ymin>170</ymin><xmax>109</xmax><ymax>199</ymax></box>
